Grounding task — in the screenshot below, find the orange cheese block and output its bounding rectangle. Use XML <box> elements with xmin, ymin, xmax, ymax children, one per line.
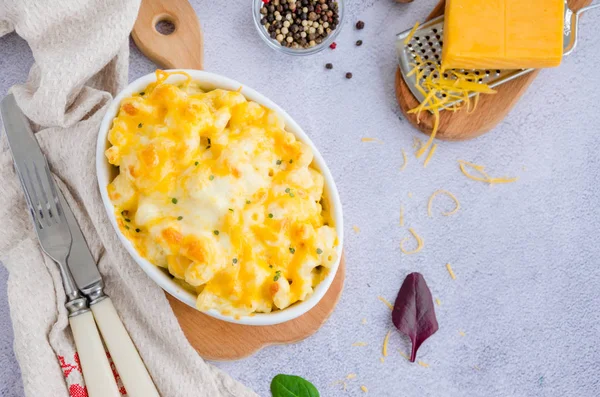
<box><xmin>441</xmin><ymin>0</ymin><xmax>564</xmax><ymax>70</ymax></box>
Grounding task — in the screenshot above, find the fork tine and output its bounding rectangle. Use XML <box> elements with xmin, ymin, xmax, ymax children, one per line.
<box><xmin>22</xmin><ymin>162</ymin><xmax>45</xmax><ymax>229</ymax></box>
<box><xmin>34</xmin><ymin>161</ymin><xmax>62</xmax><ymax>227</ymax></box>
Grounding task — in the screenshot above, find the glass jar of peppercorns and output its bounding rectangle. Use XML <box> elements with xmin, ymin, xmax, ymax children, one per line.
<box><xmin>253</xmin><ymin>0</ymin><xmax>344</xmax><ymax>55</ymax></box>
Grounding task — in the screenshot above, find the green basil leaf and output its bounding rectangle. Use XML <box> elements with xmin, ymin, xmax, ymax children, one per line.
<box><xmin>270</xmin><ymin>374</ymin><xmax>320</xmax><ymax>397</ymax></box>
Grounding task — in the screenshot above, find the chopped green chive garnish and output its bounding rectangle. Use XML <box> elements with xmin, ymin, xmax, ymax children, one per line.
<box><xmin>274</xmin><ymin>270</ymin><xmax>282</xmax><ymax>282</ymax></box>
<box><xmin>269</xmin><ymin>264</ymin><xmax>273</xmax><ymax>268</ymax></box>
<box><xmin>195</xmin><ymin>161</ymin><xmax>199</xmax><ymax>166</ymax></box>
<box><xmin>135</xmin><ymin>228</ymin><xmax>141</xmax><ymax>233</ymax></box>
<box><xmin>289</xmin><ymin>192</ymin><xmax>295</xmax><ymax>198</ymax></box>
<box><xmin>229</xmin><ymin>208</ymin><xmax>234</xmax><ymax>212</ymax></box>
<box><xmin>289</xmin><ymin>247</ymin><xmax>296</xmax><ymax>254</ymax></box>
<box><xmin>125</xmin><ymin>225</ymin><xmax>130</xmax><ymax>230</ymax></box>
<box><xmin>177</xmin><ymin>216</ymin><xmax>183</xmax><ymax>221</ymax></box>
<box><xmin>268</xmin><ymin>213</ymin><xmax>274</xmax><ymax>218</ymax></box>
<box><xmin>124</xmin><ymin>218</ymin><xmax>131</xmax><ymax>222</ymax></box>
<box><xmin>171</xmin><ymin>198</ymin><xmax>178</xmax><ymax>204</ymax></box>
<box><xmin>138</xmin><ymin>123</ymin><xmax>142</xmax><ymax>128</ymax></box>
<box><xmin>209</xmin><ymin>175</ymin><xmax>214</xmax><ymax>181</ymax></box>
<box><xmin>213</xmin><ymin>230</ymin><xmax>219</xmax><ymax>235</ymax></box>
<box><xmin>246</xmin><ymin>200</ymin><xmax>251</xmax><ymax>204</ymax></box>
<box><xmin>285</xmin><ymin>188</ymin><xmax>291</xmax><ymax>193</ymax></box>
<box><xmin>233</xmin><ymin>258</ymin><xmax>238</xmax><ymax>264</ymax></box>
<box><xmin>276</xmin><ymin>159</ymin><xmax>282</xmax><ymax>165</ymax></box>
<box><xmin>316</xmin><ymin>248</ymin><xmax>323</xmax><ymax>254</ymax></box>
<box><xmin>140</xmin><ymin>92</ymin><xmax>145</xmax><ymax>96</ymax></box>
<box><xmin>289</xmin><ymin>159</ymin><xmax>293</xmax><ymax>164</ymax></box>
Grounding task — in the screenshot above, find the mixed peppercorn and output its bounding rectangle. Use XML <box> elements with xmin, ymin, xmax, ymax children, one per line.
<box><xmin>259</xmin><ymin>0</ymin><xmax>340</xmax><ymax>49</ymax></box>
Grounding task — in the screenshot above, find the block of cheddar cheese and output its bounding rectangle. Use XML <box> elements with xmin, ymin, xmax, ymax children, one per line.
<box><xmin>441</xmin><ymin>0</ymin><xmax>564</xmax><ymax>70</ymax></box>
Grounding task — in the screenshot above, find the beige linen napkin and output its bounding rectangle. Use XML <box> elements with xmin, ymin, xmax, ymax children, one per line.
<box><xmin>0</xmin><ymin>1</ymin><xmax>258</xmax><ymax>396</ymax></box>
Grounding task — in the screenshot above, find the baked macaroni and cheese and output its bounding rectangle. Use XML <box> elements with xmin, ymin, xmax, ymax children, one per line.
<box><xmin>105</xmin><ymin>71</ymin><xmax>338</xmax><ymax>317</ymax></box>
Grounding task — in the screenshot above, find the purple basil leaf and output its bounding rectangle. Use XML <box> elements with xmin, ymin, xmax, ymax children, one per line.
<box><xmin>392</xmin><ymin>272</ymin><xmax>438</xmax><ymax>362</ymax></box>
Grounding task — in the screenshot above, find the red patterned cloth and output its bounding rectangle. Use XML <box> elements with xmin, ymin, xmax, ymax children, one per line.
<box><xmin>58</xmin><ymin>352</ymin><xmax>127</xmax><ymax>397</ymax></box>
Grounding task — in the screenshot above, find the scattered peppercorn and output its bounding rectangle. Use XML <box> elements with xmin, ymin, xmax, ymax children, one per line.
<box><xmin>346</xmin><ymin>72</ymin><xmax>353</xmax><ymax>79</ymax></box>
<box><xmin>356</xmin><ymin>20</ymin><xmax>365</xmax><ymax>30</ymax></box>
<box><xmin>259</xmin><ymin>0</ymin><xmax>340</xmax><ymax>50</ymax></box>
<box><xmin>329</xmin><ymin>42</ymin><xmax>337</xmax><ymax>49</ymax></box>
<box><xmin>325</xmin><ymin>63</ymin><xmax>333</xmax><ymax>69</ymax></box>
<box><xmin>139</xmin><ymin>92</ymin><xmax>145</xmax><ymax>96</ymax></box>
<box><xmin>356</xmin><ymin>40</ymin><xmax>363</xmax><ymax>46</ymax></box>
<box><xmin>135</xmin><ymin>228</ymin><xmax>141</xmax><ymax>233</ymax></box>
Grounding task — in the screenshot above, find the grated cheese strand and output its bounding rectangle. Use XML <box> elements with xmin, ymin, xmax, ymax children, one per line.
<box><xmin>353</xmin><ymin>225</ymin><xmax>361</xmax><ymax>234</ymax></box>
<box><xmin>352</xmin><ymin>342</ymin><xmax>368</xmax><ymax>347</ymax></box>
<box><xmin>435</xmin><ymin>298</ymin><xmax>442</xmax><ymax>306</ymax></box>
<box><xmin>459</xmin><ymin>331</ymin><xmax>466</xmax><ymax>337</ymax></box>
<box><xmin>361</xmin><ymin>318</ymin><xmax>367</xmax><ymax>325</ymax></box>
<box><xmin>361</xmin><ymin>385</ymin><xmax>369</xmax><ymax>393</ymax></box>
<box><xmin>347</xmin><ymin>374</ymin><xmax>357</xmax><ymax>380</ymax></box>
<box><xmin>361</xmin><ymin>137</ymin><xmax>383</xmax><ymax>143</ymax></box>
<box><xmin>400</xmin><ymin>149</ymin><xmax>408</xmax><ymax>171</ymax></box>
<box><xmin>427</xmin><ymin>189</ymin><xmax>461</xmax><ymax>218</ymax></box>
<box><xmin>398</xmin><ymin>350</ymin><xmax>410</xmax><ymax>361</ymax></box>
<box><xmin>378</xmin><ymin>296</ymin><xmax>394</xmax><ymax>310</ymax></box>
<box><xmin>446</xmin><ymin>263</ymin><xmax>456</xmax><ymax>280</ymax></box>
<box><xmin>379</xmin><ymin>357</ymin><xmax>385</xmax><ymax>363</ymax></box>
<box><xmin>415</xmin><ymin>108</ymin><xmax>439</xmax><ymax>158</ymax></box>
<box><xmin>423</xmin><ymin>143</ymin><xmax>438</xmax><ymax>168</ymax></box>
<box><xmin>404</xmin><ymin>22</ymin><xmax>420</xmax><ymax>45</ymax></box>
<box><xmin>400</xmin><ymin>205</ymin><xmax>405</xmax><ymax>227</ymax></box>
<box><xmin>458</xmin><ymin>160</ymin><xmax>518</xmax><ymax>184</ymax></box>
<box><xmin>418</xmin><ymin>361</ymin><xmax>430</xmax><ymax>368</ymax></box>
<box><xmin>382</xmin><ymin>330</ymin><xmax>391</xmax><ymax>357</ymax></box>
<box><xmin>400</xmin><ymin>227</ymin><xmax>424</xmax><ymax>254</ymax></box>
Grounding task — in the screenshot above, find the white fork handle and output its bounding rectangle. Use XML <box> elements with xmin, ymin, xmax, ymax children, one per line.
<box><xmin>91</xmin><ymin>297</ymin><xmax>159</xmax><ymax>397</ymax></box>
<box><xmin>69</xmin><ymin>311</ymin><xmax>121</xmax><ymax>397</ymax></box>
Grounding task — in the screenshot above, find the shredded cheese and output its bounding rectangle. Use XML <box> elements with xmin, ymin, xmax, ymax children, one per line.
<box><xmin>361</xmin><ymin>137</ymin><xmax>383</xmax><ymax>143</ymax></box>
<box><xmin>446</xmin><ymin>263</ymin><xmax>456</xmax><ymax>280</ymax></box>
<box><xmin>346</xmin><ymin>374</ymin><xmax>357</xmax><ymax>380</ymax></box>
<box><xmin>361</xmin><ymin>318</ymin><xmax>367</xmax><ymax>325</ymax></box>
<box><xmin>405</xmin><ymin>56</ymin><xmax>496</xmax><ymax>159</ymax></box>
<box><xmin>458</xmin><ymin>160</ymin><xmax>518</xmax><ymax>184</ymax></box>
<box><xmin>423</xmin><ymin>143</ymin><xmax>438</xmax><ymax>168</ymax></box>
<box><xmin>427</xmin><ymin>189</ymin><xmax>461</xmax><ymax>218</ymax></box>
<box><xmin>378</xmin><ymin>296</ymin><xmax>394</xmax><ymax>310</ymax></box>
<box><xmin>459</xmin><ymin>330</ymin><xmax>466</xmax><ymax>337</ymax></box>
<box><xmin>379</xmin><ymin>357</ymin><xmax>385</xmax><ymax>363</ymax></box>
<box><xmin>398</xmin><ymin>350</ymin><xmax>410</xmax><ymax>361</ymax></box>
<box><xmin>435</xmin><ymin>298</ymin><xmax>442</xmax><ymax>306</ymax></box>
<box><xmin>352</xmin><ymin>342</ymin><xmax>368</xmax><ymax>347</ymax></box>
<box><xmin>400</xmin><ymin>228</ymin><xmax>424</xmax><ymax>254</ymax></box>
<box><xmin>413</xmin><ymin>137</ymin><xmax>423</xmax><ymax>150</ymax></box>
<box><xmin>382</xmin><ymin>331</ymin><xmax>391</xmax><ymax>357</ymax></box>
<box><xmin>404</xmin><ymin>22</ymin><xmax>420</xmax><ymax>45</ymax></box>
<box><xmin>361</xmin><ymin>385</ymin><xmax>369</xmax><ymax>393</ymax></box>
<box><xmin>353</xmin><ymin>225</ymin><xmax>361</xmax><ymax>234</ymax></box>
<box><xmin>408</xmin><ymin>192</ymin><xmax>413</xmax><ymax>198</ymax></box>
<box><xmin>474</xmin><ymin>365</ymin><xmax>481</xmax><ymax>371</ymax></box>
<box><xmin>418</xmin><ymin>360</ymin><xmax>430</xmax><ymax>368</ymax></box>
<box><xmin>400</xmin><ymin>205</ymin><xmax>405</xmax><ymax>227</ymax></box>
<box><xmin>400</xmin><ymin>149</ymin><xmax>408</xmax><ymax>171</ymax></box>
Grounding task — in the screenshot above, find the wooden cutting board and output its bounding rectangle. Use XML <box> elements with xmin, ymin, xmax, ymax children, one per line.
<box><xmin>395</xmin><ymin>0</ymin><xmax>593</xmax><ymax>141</ymax></box>
<box><xmin>132</xmin><ymin>0</ymin><xmax>345</xmax><ymax>361</ymax></box>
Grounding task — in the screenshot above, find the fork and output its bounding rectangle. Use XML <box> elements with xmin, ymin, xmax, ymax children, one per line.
<box><xmin>17</xmin><ymin>159</ymin><xmax>121</xmax><ymax>397</ymax></box>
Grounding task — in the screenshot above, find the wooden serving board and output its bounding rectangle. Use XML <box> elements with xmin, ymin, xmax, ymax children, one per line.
<box><xmin>396</xmin><ymin>0</ymin><xmax>592</xmax><ymax>141</ymax></box>
<box><xmin>132</xmin><ymin>0</ymin><xmax>346</xmax><ymax>361</ymax></box>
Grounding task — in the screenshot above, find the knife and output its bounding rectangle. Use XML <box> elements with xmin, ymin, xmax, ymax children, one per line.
<box><xmin>1</xmin><ymin>94</ymin><xmax>159</xmax><ymax>397</ymax></box>
<box><xmin>1</xmin><ymin>94</ymin><xmax>121</xmax><ymax>397</ymax></box>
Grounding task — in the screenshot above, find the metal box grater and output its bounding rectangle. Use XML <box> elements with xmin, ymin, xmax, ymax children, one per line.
<box><xmin>395</xmin><ymin>0</ymin><xmax>584</xmax><ymax>109</ymax></box>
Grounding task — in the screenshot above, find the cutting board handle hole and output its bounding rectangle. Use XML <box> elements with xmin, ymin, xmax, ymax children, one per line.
<box><xmin>154</xmin><ymin>15</ymin><xmax>176</xmax><ymax>36</ymax></box>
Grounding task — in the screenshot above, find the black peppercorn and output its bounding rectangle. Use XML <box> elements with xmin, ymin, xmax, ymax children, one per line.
<box><xmin>345</xmin><ymin>72</ymin><xmax>353</xmax><ymax>79</ymax></box>
<box><xmin>356</xmin><ymin>20</ymin><xmax>364</xmax><ymax>30</ymax></box>
<box><xmin>325</xmin><ymin>63</ymin><xmax>333</xmax><ymax>69</ymax></box>
<box><xmin>356</xmin><ymin>40</ymin><xmax>363</xmax><ymax>46</ymax></box>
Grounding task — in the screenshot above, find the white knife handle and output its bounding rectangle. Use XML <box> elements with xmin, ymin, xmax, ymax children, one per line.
<box><xmin>91</xmin><ymin>297</ymin><xmax>159</xmax><ymax>397</ymax></box>
<box><xmin>69</xmin><ymin>311</ymin><xmax>121</xmax><ymax>397</ymax></box>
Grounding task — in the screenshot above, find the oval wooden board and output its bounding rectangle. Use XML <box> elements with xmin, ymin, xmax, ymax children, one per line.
<box><xmin>133</xmin><ymin>0</ymin><xmax>346</xmax><ymax>361</ymax></box>
<box><xmin>396</xmin><ymin>0</ymin><xmax>592</xmax><ymax>141</ymax></box>
<box><xmin>167</xmin><ymin>258</ymin><xmax>345</xmax><ymax>361</ymax></box>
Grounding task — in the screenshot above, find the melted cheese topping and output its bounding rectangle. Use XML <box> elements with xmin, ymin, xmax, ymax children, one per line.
<box><xmin>106</xmin><ymin>70</ymin><xmax>338</xmax><ymax>317</ymax></box>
